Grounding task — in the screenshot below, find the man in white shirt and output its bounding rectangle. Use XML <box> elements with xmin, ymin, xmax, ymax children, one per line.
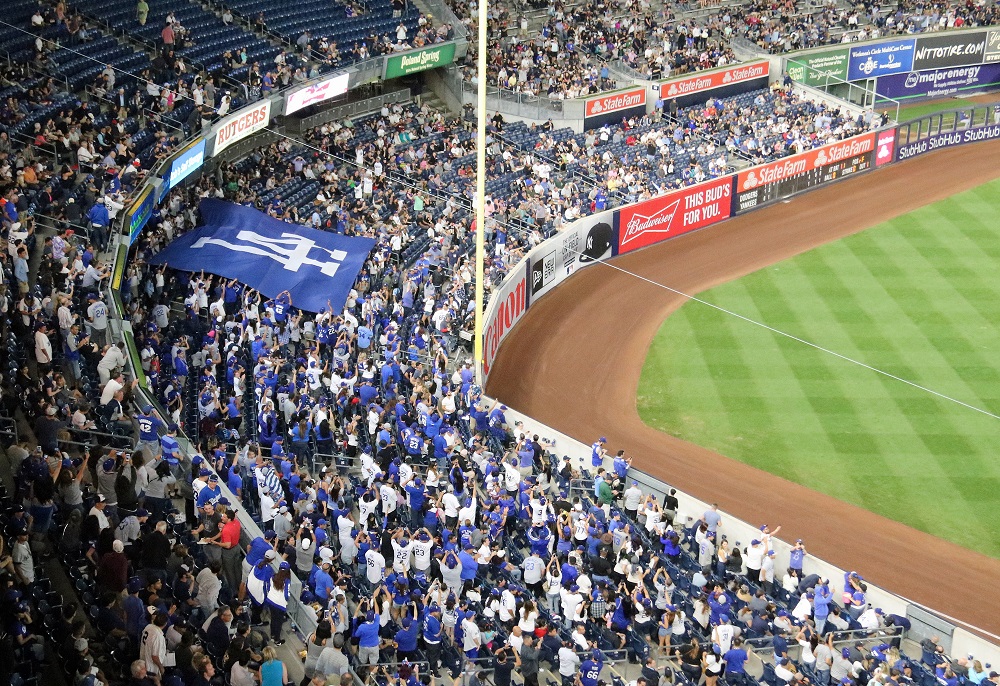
<box><xmin>712</xmin><ymin>615</ymin><xmax>737</xmax><ymax>654</ymax></box>
<box><xmin>856</xmin><ymin>606</ymin><xmax>883</xmax><ymax>632</ymax></box>
<box><xmin>461</xmin><ymin>613</ymin><xmax>482</xmax><ymax>657</ymax></box>
<box><xmin>97</xmin><ymin>341</ymin><xmax>127</xmax><ymax>385</ymax></box>
<box><xmin>89</xmin><ymin>494</ymin><xmax>110</xmax><ymax>532</ymax></box>
<box><xmin>558</xmin><ymin>642</ymin><xmax>581</xmax><ymax>683</ymax></box>
<box><xmin>441</xmin><ymin>487</ymin><xmax>460</xmax><ymax>528</ymax></box>
<box><xmin>390</xmin><ymin>533</ymin><xmax>412</xmax><ymax>573</ymax></box>
<box><xmin>522</xmin><ymin>552</ymin><xmax>545</xmax><ymax>591</ymax></box>
<box><xmin>34</xmin><ymin>323</ymin><xmax>53</xmax><ymax>370</ymax></box>
<box><xmin>623</xmin><ymin>481</ymin><xmax>643</xmax><ymax>519</ymax></box>
<box><xmin>140</xmin><ymin>612</ymin><xmax>169</xmax><ymax>676</ymax></box>
<box><xmin>411</xmin><ymin>531</ymin><xmax>433</xmax><ymax>573</ymax></box>
<box><xmin>560</xmin><ymin>585</ymin><xmax>583</xmax><ymax>629</ymax></box>
<box><xmin>379</xmin><ymin>479</ymin><xmax>398</xmax><ymax>524</ymax></box>
<box><xmin>365</xmin><ymin>547</ymin><xmax>386</xmax><ymax>585</ymax></box>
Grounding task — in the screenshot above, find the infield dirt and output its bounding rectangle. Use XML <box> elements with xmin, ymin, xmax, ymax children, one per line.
<box><xmin>485</xmin><ymin>139</ymin><xmax>1000</xmax><ymax>636</ymax></box>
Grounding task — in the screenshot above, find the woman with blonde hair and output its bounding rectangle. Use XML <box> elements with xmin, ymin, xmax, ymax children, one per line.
<box><xmin>259</xmin><ymin>646</ymin><xmax>287</xmax><ymax>686</ymax></box>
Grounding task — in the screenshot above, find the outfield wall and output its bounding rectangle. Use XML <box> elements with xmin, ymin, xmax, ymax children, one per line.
<box><xmin>480</xmin><ymin>104</ymin><xmax>1000</xmax><ymax>653</ymax></box>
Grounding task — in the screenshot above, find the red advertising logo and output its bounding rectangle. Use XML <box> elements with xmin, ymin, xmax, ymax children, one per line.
<box><xmin>616</xmin><ymin>176</ymin><xmax>733</xmax><ymax>254</ymax></box>
<box><xmin>874</xmin><ymin>128</ymin><xmax>896</xmax><ymax>167</ymax></box>
<box><xmin>482</xmin><ymin>266</ymin><xmax>529</xmax><ymax>377</ymax></box>
<box><xmin>585</xmin><ymin>87</ymin><xmax>647</xmax><ymax>118</ymax></box>
<box><xmin>660</xmin><ymin>60</ymin><xmax>769</xmax><ymax>99</ymax></box>
<box><xmin>736</xmin><ymin>132</ymin><xmax>876</xmax><ymax>191</ymax></box>
<box><xmin>214</xmin><ymin>101</ymin><xmax>272</xmax><ymax>154</ymax></box>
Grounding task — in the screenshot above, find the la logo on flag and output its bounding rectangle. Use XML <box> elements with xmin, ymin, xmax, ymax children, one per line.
<box><xmin>149</xmin><ymin>199</ymin><xmax>375</xmax><ymax>313</ymax></box>
<box><xmin>192</xmin><ymin>231</ymin><xmax>348</xmax><ymax>276</ymax></box>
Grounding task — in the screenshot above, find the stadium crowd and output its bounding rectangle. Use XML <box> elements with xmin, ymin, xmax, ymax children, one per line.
<box><xmin>445</xmin><ymin>0</ymin><xmax>1000</xmax><ymax>100</ymax></box>
<box><xmin>1</xmin><ymin>1</ymin><xmax>1000</xmax><ymax>686</ymax></box>
<box><xmin>0</xmin><ymin>87</ymin><xmax>991</xmax><ymax>686</ymax></box>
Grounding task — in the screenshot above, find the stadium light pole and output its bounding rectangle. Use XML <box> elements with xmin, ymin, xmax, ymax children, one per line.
<box><xmin>472</xmin><ymin>0</ymin><xmax>487</xmax><ymax>385</ymax></box>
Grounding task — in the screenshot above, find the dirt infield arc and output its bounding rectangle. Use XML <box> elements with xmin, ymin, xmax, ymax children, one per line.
<box><xmin>485</xmin><ymin>140</ymin><xmax>1000</xmax><ymax>637</ymax></box>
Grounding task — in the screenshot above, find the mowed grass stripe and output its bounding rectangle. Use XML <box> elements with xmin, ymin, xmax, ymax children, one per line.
<box><xmin>638</xmin><ymin>177</ymin><xmax>1000</xmax><ymax>558</ymax></box>
<box><xmin>851</xmin><ymin>215</ymin><xmax>1000</xmax><ymax>406</ymax></box>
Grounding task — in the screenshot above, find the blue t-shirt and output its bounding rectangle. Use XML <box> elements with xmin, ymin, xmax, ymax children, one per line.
<box><xmin>423</xmin><ymin>614</ymin><xmax>442</xmax><ymax>643</ymax></box>
<box><xmin>357</xmin><ymin>326</ymin><xmax>373</xmax><ymax>349</ymax></box>
<box><xmin>355</xmin><ymin>617</ymin><xmax>381</xmax><ymax>647</ymax></box>
<box><xmin>137</xmin><ymin>413</ymin><xmax>163</xmax><ymax>442</ymax></box>
<box><xmin>724</xmin><ymin>649</ymin><xmax>748</xmax><ymax>674</ymax></box>
<box><xmin>580</xmin><ymin>659</ymin><xmax>603</xmax><ymax>686</ymax></box>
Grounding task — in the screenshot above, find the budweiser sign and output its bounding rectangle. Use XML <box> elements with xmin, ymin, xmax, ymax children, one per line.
<box><xmin>585</xmin><ymin>87</ymin><xmax>647</xmax><ymax>118</ymax></box>
<box><xmin>661</xmin><ymin>60</ymin><xmax>769</xmax><ymax>99</ymax></box>
<box><xmin>213</xmin><ymin>100</ymin><xmax>272</xmax><ymax>155</ymax></box>
<box><xmin>737</xmin><ymin>132</ymin><xmax>876</xmax><ymax>191</ymax></box>
<box><xmin>617</xmin><ymin>176</ymin><xmax>733</xmax><ymax>254</ymax></box>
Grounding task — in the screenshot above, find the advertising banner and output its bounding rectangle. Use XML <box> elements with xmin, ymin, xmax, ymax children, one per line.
<box><xmin>848</xmin><ymin>39</ymin><xmax>915</xmax><ymax>80</ymax></box>
<box><xmin>615</xmin><ymin>176</ymin><xmax>734</xmax><ymax>255</ymax></box>
<box><xmin>482</xmin><ymin>260</ymin><xmax>530</xmax><ymax>377</ymax></box>
<box><xmin>734</xmin><ymin>133</ymin><xmax>876</xmax><ymax>212</ymax></box>
<box><xmin>874</xmin><ymin>128</ymin><xmax>896</xmax><ymax>167</ymax></box>
<box><xmin>162</xmin><ymin>137</ymin><xmax>206</xmax><ymax>194</ymax></box>
<box><xmin>877</xmin><ymin>63</ymin><xmax>1000</xmax><ymax>100</ymax></box>
<box><xmin>529</xmin><ymin>210</ymin><xmax>614</xmax><ymax>301</ymax></box>
<box><xmin>786</xmin><ymin>48</ymin><xmax>850</xmax><ymax>86</ymax></box>
<box><xmin>986</xmin><ymin>30</ymin><xmax>1000</xmax><ymax>63</ymax></box>
<box><xmin>285</xmin><ymin>72</ymin><xmax>350</xmax><ymax>115</ymax></box>
<box><xmin>211</xmin><ymin>100</ymin><xmax>272</xmax><ymax>156</ymax></box>
<box><xmin>147</xmin><ymin>199</ymin><xmax>376</xmax><ymax>313</ymax></box>
<box><xmin>126</xmin><ymin>184</ymin><xmax>155</xmax><ymax>245</ymax></box>
<box><xmin>583</xmin><ymin>87</ymin><xmax>647</xmax><ymax>130</ymax></box>
<box><xmin>383</xmin><ymin>42</ymin><xmax>456</xmax><ymax>79</ymax></box>
<box><xmin>895</xmin><ymin>122</ymin><xmax>1000</xmax><ymax>161</ymax></box>
<box><xmin>658</xmin><ymin>61</ymin><xmax>769</xmax><ymax>100</ymax></box>
<box><xmin>585</xmin><ymin>87</ymin><xmax>646</xmax><ymax>118</ymax></box>
<box><xmin>912</xmin><ymin>31</ymin><xmax>987</xmax><ymax>70</ymax></box>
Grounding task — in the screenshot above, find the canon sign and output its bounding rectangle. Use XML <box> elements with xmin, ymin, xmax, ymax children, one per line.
<box><xmin>212</xmin><ymin>100</ymin><xmax>272</xmax><ymax>155</ymax></box>
<box><xmin>482</xmin><ymin>264</ymin><xmax>529</xmax><ymax>377</ymax></box>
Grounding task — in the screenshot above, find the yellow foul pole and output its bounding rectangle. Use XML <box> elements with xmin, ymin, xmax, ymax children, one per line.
<box><xmin>472</xmin><ymin>0</ymin><xmax>487</xmax><ymax>385</ymax></box>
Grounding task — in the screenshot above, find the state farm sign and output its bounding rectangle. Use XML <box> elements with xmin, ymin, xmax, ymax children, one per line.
<box><xmin>482</xmin><ymin>262</ymin><xmax>529</xmax><ymax>378</ymax></box>
<box><xmin>212</xmin><ymin>100</ymin><xmax>272</xmax><ymax>156</ymax></box>
<box><xmin>737</xmin><ymin>133</ymin><xmax>875</xmax><ymax>191</ymax></box>
<box><xmin>660</xmin><ymin>60</ymin><xmax>769</xmax><ymax>99</ymax></box>
<box><xmin>616</xmin><ymin>176</ymin><xmax>733</xmax><ymax>254</ymax></box>
<box><xmin>585</xmin><ymin>87</ymin><xmax>647</xmax><ymax>118</ymax></box>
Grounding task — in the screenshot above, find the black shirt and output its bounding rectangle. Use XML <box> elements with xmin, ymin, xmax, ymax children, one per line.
<box><xmin>493</xmin><ymin>657</ymin><xmax>513</xmax><ymax>686</ymax></box>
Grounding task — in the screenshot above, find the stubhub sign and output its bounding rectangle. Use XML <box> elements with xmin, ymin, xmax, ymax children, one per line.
<box><xmin>165</xmin><ymin>138</ymin><xmax>206</xmax><ymax>192</ymax></box>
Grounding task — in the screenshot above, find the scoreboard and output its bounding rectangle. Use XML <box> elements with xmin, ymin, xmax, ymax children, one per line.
<box><xmin>734</xmin><ymin>134</ymin><xmax>877</xmax><ymax>214</ymax></box>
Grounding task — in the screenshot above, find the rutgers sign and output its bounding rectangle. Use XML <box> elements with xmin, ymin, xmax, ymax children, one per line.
<box><xmin>585</xmin><ymin>87</ymin><xmax>647</xmax><ymax>118</ymax></box>
<box><xmin>212</xmin><ymin>100</ymin><xmax>272</xmax><ymax>156</ymax></box>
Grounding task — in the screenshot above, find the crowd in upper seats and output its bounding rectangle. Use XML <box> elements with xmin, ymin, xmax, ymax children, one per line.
<box><xmin>445</xmin><ymin>0</ymin><xmax>1000</xmax><ymax>100</ymax></box>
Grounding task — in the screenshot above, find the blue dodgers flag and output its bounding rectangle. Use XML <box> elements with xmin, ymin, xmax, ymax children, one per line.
<box><xmin>149</xmin><ymin>199</ymin><xmax>375</xmax><ymax>313</ymax></box>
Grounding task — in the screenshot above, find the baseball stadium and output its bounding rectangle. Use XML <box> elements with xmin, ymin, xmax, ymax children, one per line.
<box><xmin>2</xmin><ymin>4</ymin><xmax>1000</xmax><ymax>686</ymax></box>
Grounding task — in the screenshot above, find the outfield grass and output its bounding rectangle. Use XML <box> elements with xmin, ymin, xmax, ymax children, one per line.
<box><xmin>885</xmin><ymin>98</ymin><xmax>968</xmax><ymax>121</ymax></box>
<box><xmin>638</xmin><ymin>178</ymin><xmax>1000</xmax><ymax>558</ymax></box>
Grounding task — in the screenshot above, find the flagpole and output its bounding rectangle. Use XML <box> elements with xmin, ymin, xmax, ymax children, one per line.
<box><xmin>472</xmin><ymin>0</ymin><xmax>487</xmax><ymax>385</ymax></box>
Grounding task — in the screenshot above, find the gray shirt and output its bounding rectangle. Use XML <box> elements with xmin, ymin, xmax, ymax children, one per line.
<box><xmin>520</xmin><ymin>645</ymin><xmax>541</xmax><ymax>676</ymax></box>
<box><xmin>315</xmin><ymin>646</ymin><xmax>350</xmax><ymax>677</ymax></box>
